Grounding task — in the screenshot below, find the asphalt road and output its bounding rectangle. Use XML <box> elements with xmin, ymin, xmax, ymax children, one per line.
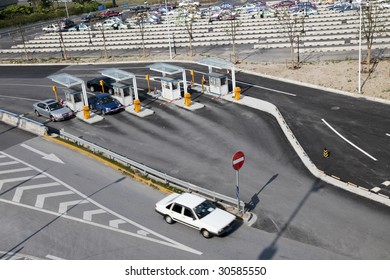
<box><xmin>0</xmin><ymin>122</ymin><xmax>348</xmax><ymax>260</ymax></box>
<box><xmin>0</xmin><ymin>64</ymin><xmax>390</xmax><ymax>259</ymax></box>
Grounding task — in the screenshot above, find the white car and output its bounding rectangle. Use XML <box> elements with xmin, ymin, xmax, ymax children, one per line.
<box><xmin>155</xmin><ymin>193</ymin><xmax>236</xmax><ymax>238</ymax></box>
<box><xmin>42</xmin><ymin>24</ymin><xmax>60</xmax><ymax>33</ymax></box>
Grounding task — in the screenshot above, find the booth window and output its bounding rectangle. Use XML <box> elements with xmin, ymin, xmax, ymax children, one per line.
<box><xmin>220</xmin><ymin>77</ymin><xmax>227</xmax><ymax>86</ymax></box>
<box><xmin>74</xmin><ymin>94</ymin><xmax>82</xmax><ymax>102</ymax></box>
<box><xmin>210</xmin><ymin>77</ymin><xmax>221</xmax><ymax>87</ymax></box>
<box><xmin>163</xmin><ymin>82</ymin><xmax>170</xmax><ymax>90</ymax></box>
<box><xmin>172</xmin><ymin>82</ymin><xmax>178</xmax><ymax>90</ymax></box>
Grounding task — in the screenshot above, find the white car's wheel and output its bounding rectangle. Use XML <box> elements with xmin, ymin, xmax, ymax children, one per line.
<box><xmin>201</xmin><ymin>229</ymin><xmax>212</xmax><ymax>239</ymax></box>
<box><xmin>34</xmin><ymin>110</ymin><xmax>40</xmax><ymax>117</ymax></box>
<box><xmin>164</xmin><ymin>215</ymin><xmax>174</xmax><ymax>224</ymax></box>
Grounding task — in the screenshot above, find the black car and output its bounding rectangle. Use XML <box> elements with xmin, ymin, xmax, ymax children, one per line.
<box><xmin>86</xmin><ymin>77</ymin><xmax>115</xmax><ymax>94</ymax></box>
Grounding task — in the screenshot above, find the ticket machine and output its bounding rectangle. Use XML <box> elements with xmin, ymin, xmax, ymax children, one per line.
<box><xmin>161</xmin><ymin>77</ymin><xmax>181</xmax><ymax>100</ymax></box>
<box><xmin>63</xmin><ymin>90</ymin><xmax>84</xmax><ymax>112</ymax></box>
<box><xmin>112</xmin><ymin>82</ymin><xmax>133</xmax><ymax>106</ymax></box>
<box><xmin>206</xmin><ymin>72</ymin><xmax>228</xmax><ymax>95</ymax></box>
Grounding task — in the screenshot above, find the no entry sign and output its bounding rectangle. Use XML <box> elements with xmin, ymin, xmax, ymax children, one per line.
<box><xmin>232</xmin><ymin>151</ymin><xmax>245</xmax><ymax>171</ymax></box>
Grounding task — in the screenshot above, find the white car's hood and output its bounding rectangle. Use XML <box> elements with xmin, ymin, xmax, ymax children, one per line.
<box><xmin>201</xmin><ymin>208</ymin><xmax>235</xmax><ymax>229</ymax></box>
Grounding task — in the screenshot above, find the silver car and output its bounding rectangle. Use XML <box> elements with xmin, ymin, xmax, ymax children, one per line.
<box><xmin>33</xmin><ymin>99</ymin><xmax>74</xmax><ymax>121</ymax></box>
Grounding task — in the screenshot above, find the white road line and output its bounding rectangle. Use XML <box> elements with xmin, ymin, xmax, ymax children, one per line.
<box><xmin>109</xmin><ymin>219</ymin><xmax>126</xmax><ymax>228</ymax></box>
<box><xmin>0</xmin><ymin>161</ymin><xmax>19</xmax><ymax>166</ymax></box>
<box><xmin>0</xmin><ymin>175</ymin><xmax>46</xmax><ymax>190</ymax></box>
<box><xmin>386</xmin><ymin>133</ymin><xmax>390</xmax><ymax>137</ymax></box>
<box><xmin>0</xmin><ymin>94</ymin><xmax>40</xmax><ymax>102</ymax></box>
<box><xmin>83</xmin><ymin>209</ymin><xmax>106</xmax><ymax>221</ymax></box>
<box><xmin>237</xmin><ymin>80</ymin><xmax>297</xmax><ymax>96</ymax></box>
<box><xmin>45</xmin><ymin>254</ymin><xmax>65</xmax><ymax>260</ymax></box>
<box><xmin>58</xmin><ymin>200</ymin><xmax>89</xmax><ymax>214</ymax></box>
<box><xmin>0</xmin><ymin>167</ymin><xmax>32</xmax><ymax>175</ymax></box>
<box><xmin>321</xmin><ymin>119</ymin><xmax>378</xmax><ymax>161</ymax></box>
<box><xmin>35</xmin><ymin>191</ymin><xmax>74</xmax><ymax>208</ymax></box>
<box><xmin>1</xmin><ymin>152</ymin><xmax>203</xmax><ymax>256</ymax></box>
<box><xmin>12</xmin><ymin>182</ymin><xmax>60</xmax><ymax>203</ymax></box>
<box><xmin>0</xmin><ymin>155</ymin><xmax>6</xmax><ymax>158</ymax></box>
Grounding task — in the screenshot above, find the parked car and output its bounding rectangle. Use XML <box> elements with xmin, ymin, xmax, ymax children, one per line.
<box><xmin>59</xmin><ymin>18</ymin><xmax>75</xmax><ymax>31</ymax></box>
<box><xmin>155</xmin><ymin>193</ymin><xmax>236</xmax><ymax>238</ymax></box>
<box><xmin>87</xmin><ymin>77</ymin><xmax>115</xmax><ymax>94</ymax></box>
<box><xmin>42</xmin><ymin>24</ymin><xmax>60</xmax><ymax>33</ymax></box>
<box><xmin>68</xmin><ymin>23</ymin><xmax>91</xmax><ymax>32</ymax></box>
<box><xmin>291</xmin><ymin>7</ymin><xmax>319</xmax><ymax>16</ymax></box>
<box><xmin>100</xmin><ymin>9</ymin><xmax>122</xmax><ymax>18</ymax></box>
<box><xmin>88</xmin><ymin>93</ymin><xmax>124</xmax><ymax>115</ymax></box>
<box><xmin>33</xmin><ymin>99</ymin><xmax>74</xmax><ymax>121</ymax></box>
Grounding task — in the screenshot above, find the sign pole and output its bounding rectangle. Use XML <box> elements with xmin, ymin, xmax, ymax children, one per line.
<box><xmin>236</xmin><ymin>170</ymin><xmax>240</xmax><ymax>213</ymax></box>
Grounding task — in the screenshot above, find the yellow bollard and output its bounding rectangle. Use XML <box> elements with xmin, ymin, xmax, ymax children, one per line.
<box><xmin>184</xmin><ymin>92</ymin><xmax>191</xmax><ymax>107</ymax></box>
<box><xmin>134</xmin><ymin>99</ymin><xmax>141</xmax><ymax>113</ymax></box>
<box><xmin>234</xmin><ymin>87</ymin><xmax>241</xmax><ymax>100</ymax></box>
<box><xmin>83</xmin><ymin>105</ymin><xmax>90</xmax><ymax>119</ymax></box>
<box><xmin>52</xmin><ymin>85</ymin><xmax>58</xmax><ymax>101</ymax></box>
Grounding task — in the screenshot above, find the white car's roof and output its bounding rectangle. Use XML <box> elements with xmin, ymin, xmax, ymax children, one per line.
<box><xmin>174</xmin><ymin>193</ymin><xmax>206</xmax><ymax>209</ymax></box>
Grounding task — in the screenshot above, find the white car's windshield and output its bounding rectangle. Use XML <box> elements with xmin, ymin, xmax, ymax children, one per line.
<box><xmin>194</xmin><ymin>200</ymin><xmax>216</xmax><ymax>219</ymax></box>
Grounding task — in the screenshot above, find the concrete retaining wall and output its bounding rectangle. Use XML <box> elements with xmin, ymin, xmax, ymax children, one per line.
<box><xmin>0</xmin><ymin>109</ymin><xmax>47</xmax><ymax>136</ymax></box>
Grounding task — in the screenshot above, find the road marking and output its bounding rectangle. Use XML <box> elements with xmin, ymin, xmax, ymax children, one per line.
<box><xmin>12</xmin><ymin>182</ymin><xmax>60</xmax><ymax>203</ymax></box>
<box><xmin>1</xmin><ymin>151</ymin><xmax>202</xmax><ymax>255</ymax></box>
<box><xmin>0</xmin><ymin>167</ymin><xmax>32</xmax><ymax>175</ymax></box>
<box><xmin>45</xmin><ymin>254</ymin><xmax>65</xmax><ymax>260</ymax></box>
<box><xmin>0</xmin><ymin>155</ymin><xmax>6</xmax><ymax>158</ymax></box>
<box><xmin>386</xmin><ymin>133</ymin><xmax>390</xmax><ymax>137</ymax></box>
<box><xmin>109</xmin><ymin>219</ymin><xmax>126</xmax><ymax>228</ymax></box>
<box><xmin>35</xmin><ymin>191</ymin><xmax>74</xmax><ymax>208</ymax></box>
<box><xmin>83</xmin><ymin>209</ymin><xmax>106</xmax><ymax>221</ymax></box>
<box><xmin>237</xmin><ymin>80</ymin><xmax>297</xmax><ymax>96</ymax></box>
<box><xmin>322</xmin><ymin>119</ymin><xmax>378</xmax><ymax>161</ymax></box>
<box><xmin>58</xmin><ymin>200</ymin><xmax>89</xmax><ymax>214</ymax></box>
<box><xmin>0</xmin><ymin>94</ymin><xmax>40</xmax><ymax>102</ymax></box>
<box><xmin>0</xmin><ymin>175</ymin><xmax>47</xmax><ymax>191</ymax></box>
<box><xmin>0</xmin><ymin>161</ymin><xmax>19</xmax><ymax>166</ymax></box>
<box><xmin>21</xmin><ymin>144</ymin><xmax>64</xmax><ymax>164</ymax></box>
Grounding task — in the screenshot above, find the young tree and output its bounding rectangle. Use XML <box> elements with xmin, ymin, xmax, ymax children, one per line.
<box><xmin>176</xmin><ymin>11</ymin><xmax>195</xmax><ymax>56</ymax></box>
<box><xmin>276</xmin><ymin>7</ymin><xmax>306</xmax><ymax>69</ymax></box>
<box><xmin>226</xmin><ymin>17</ymin><xmax>241</xmax><ymax>64</ymax></box>
<box><xmin>361</xmin><ymin>1</ymin><xmax>388</xmax><ymax>72</ymax></box>
<box><xmin>135</xmin><ymin>11</ymin><xmax>149</xmax><ymax>57</ymax></box>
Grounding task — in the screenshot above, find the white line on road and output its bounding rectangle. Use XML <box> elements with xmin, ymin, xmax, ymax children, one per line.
<box><xmin>58</xmin><ymin>200</ymin><xmax>89</xmax><ymax>214</ymax></box>
<box><xmin>386</xmin><ymin>133</ymin><xmax>390</xmax><ymax>137</ymax></box>
<box><xmin>0</xmin><ymin>161</ymin><xmax>19</xmax><ymax>166</ymax></box>
<box><xmin>45</xmin><ymin>254</ymin><xmax>65</xmax><ymax>260</ymax></box>
<box><xmin>0</xmin><ymin>167</ymin><xmax>32</xmax><ymax>175</ymax></box>
<box><xmin>21</xmin><ymin>144</ymin><xmax>64</xmax><ymax>164</ymax></box>
<box><xmin>237</xmin><ymin>80</ymin><xmax>297</xmax><ymax>96</ymax></box>
<box><xmin>321</xmin><ymin>119</ymin><xmax>378</xmax><ymax>161</ymax></box>
<box><xmin>35</xmin><ymin>191</ymin><xmax>74</xmax><ymax>208</ymax></box>
<box><xmin>83</xmin><ymin>209</ymin><xmax>106</xmax><ymax>221</ymax></box>
<box><xmin>0</xmin><ymin>175</ymin><xmax>47</xmax><ymax>190</ymax></box>
<box><xmin>12</xmin><ymin>182</ymin><xmax>60</xmax><ymax>203</ymax></box>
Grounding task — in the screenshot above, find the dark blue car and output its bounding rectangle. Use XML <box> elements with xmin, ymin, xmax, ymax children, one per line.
<box><xmin>88</xmin><ymin>93</ymin><xmax>124</xmax><ymax>115</ymax></box>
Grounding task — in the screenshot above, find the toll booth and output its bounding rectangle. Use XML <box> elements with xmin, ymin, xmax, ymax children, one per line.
<box><xmin>148</xmin><ymin>63</ymin><xmax>188</xmax><ymax>101</ymax></box>
<box><xmin>63</xmin><ymin>90</ymin><xmax>84</xmax><ymax>112</ymax></box>
<box><xmin>161</xmin><ymin>77</ymin><xmax>181</xmax><ymax>100</ymax></box>
<box><xmin>206</xmin><ymin>72</ymin><xmax>228</xmax><ymax>95</ymax></box>
<box><xmin>197</xmin><ymin>57</ymin><xmax>237</xmax><ymax>96</ymax></box>
<box><xmin>112</xmin><ymin>82</ymin><xmax>133</xmax><ymax>106</ymax></box>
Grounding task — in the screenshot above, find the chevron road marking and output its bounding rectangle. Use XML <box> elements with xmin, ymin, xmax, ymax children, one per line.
<box><xmin>12</xmin><ymin>182</ymin><xmax>60</xmax><ymax>203</ymax></box>
<box><xmin>0</xmin><ymin>167</ymin><xmax>32</xmax><ymax>175</ymax></box>
<box><xmin>109</xmin><ymin>219</ymin><xmax>126</xmax><ymax>228</ymax></box>
<box><xmin>35</xmin><ymin>191</ymin><xmax>74</xmax><ymax>208</ymax></box>
<box><xmin>1</xmin><ymin>151</ymin><xmax>202</xmax><ymax>255</ymax></box>
<box><xmin>0</xmin><ymin>161</ymin><xmax>18</xmax><ymax>166</ymax></box>
<box><xmin>0</xmin><ymin>175</ymin><xmax>46</xmax><ymax>190</ymax></box>
<box><xmin>83</xmin><ymin>209</ymin><xmax>106</xmax><ymax>221</ymax></box>
<box><xmin>58</xmin><ymin>200</ymin><xmax>89</xmax><ymax>214</ymax></box>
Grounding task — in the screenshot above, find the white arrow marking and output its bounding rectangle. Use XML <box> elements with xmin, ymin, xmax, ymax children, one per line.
<box><xmin>35</xmin><ymin>191</ymin><xmax>73</xmax><ymax>208</ymax></box>
<box><xmin>322</xmin><ymin>119</ymin><xmax>378</xmax><ymax>161</ymax></box>
<box><xmin>59</xmin><ymin>200</ymin><xmax>89</xmax><ymax>215</ymax></box>
<box><xmin>13</xmin><ymin>182</ymin><xmax>60</xmax><ymax>203</ymax></box>
<box><xmin>109</xmin><ymin>219</ymin><xmax>126</xmax><ymax>228</ymax></box>
<box><xmin>83</xmin><ymin>209</ymin><xmax>106</xmax><ymax>221</ymax></box>
<box><xmin>20</xmin><ymin>144</ymin><xmax>64</xmax><ymax>164</ymax></box>
<box><xmin>0</xmin><ymin>175</ymin><xmax>46</xmax><ymax>191</ymax></box>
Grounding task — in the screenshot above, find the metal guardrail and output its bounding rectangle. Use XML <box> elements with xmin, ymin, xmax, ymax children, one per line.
<box><xmin>58</xmin><ymin>129</ymin><xmax>244</xmax><ymax>209</ymax></box>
